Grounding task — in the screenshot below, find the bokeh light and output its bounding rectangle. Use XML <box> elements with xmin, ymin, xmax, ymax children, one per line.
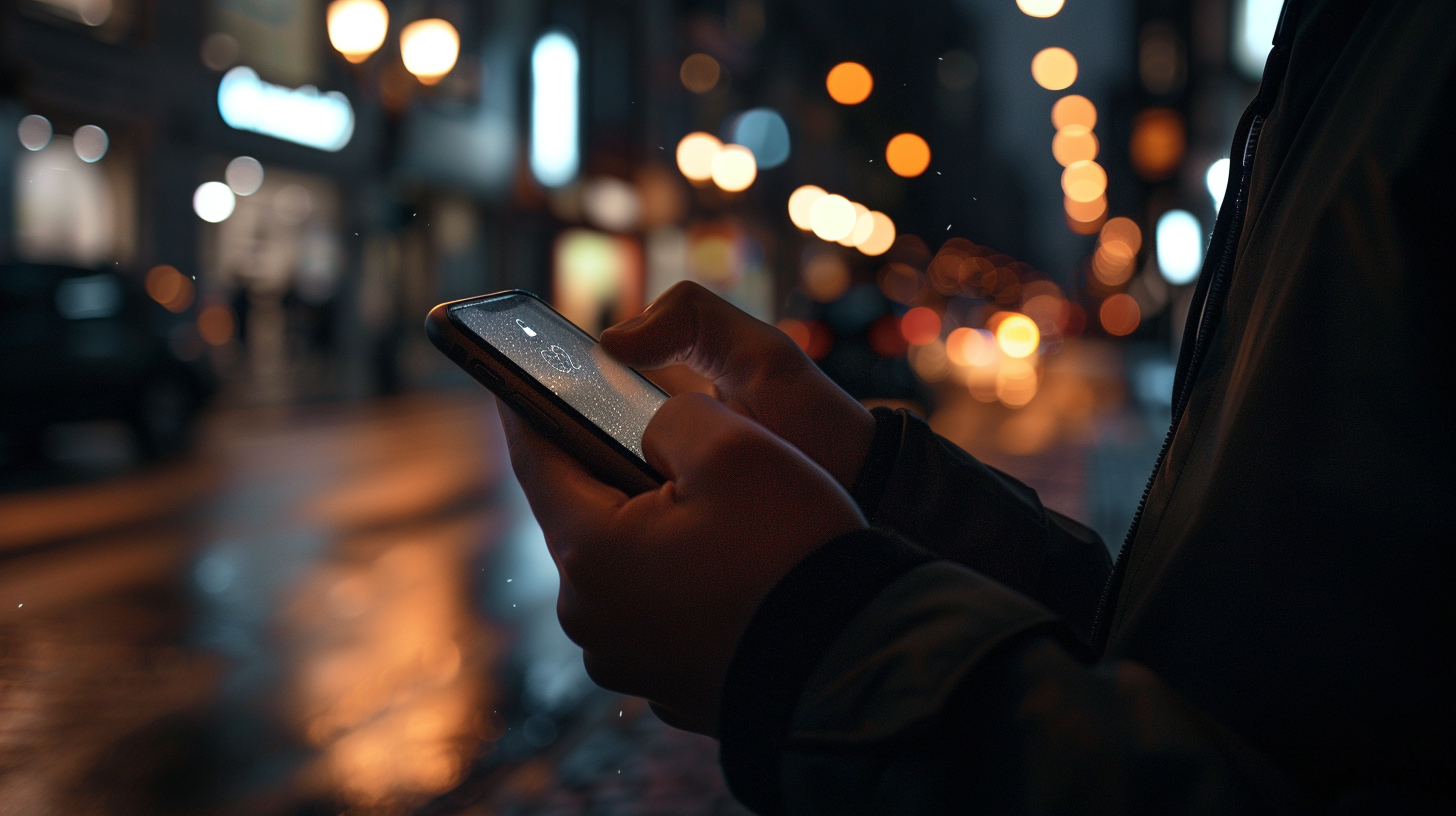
<box><xmin>680</xmin><ymin>53</ymin><xmax>721</xmax><ymax>93</ymax></box>
<box><xmin>530</xmin><ymin>31</ymin><xmax>579</xmax><ymax>187</ymax></box>
<box><xmin>1130</xmin><ymin>107</ymin><xmax>1186</xmax><ymax>180</ymax></box>
<box><xmin>1051</xmin><ymin>94</ymin><xmax>1097</xmax><ymax>130</ymax></box>
<box><xmin>225</xmin><ymin>156</ymin><xmax>264</xmax><ymax>195</ymax></box>
<box><xmin>1017</xmin><ymin>0</ymin><xmax>1065</xmax><ymax>18</ymax></box>
<box><xmin>1156</xmin><ymin>209</ymin><xmax>1203</xmax><ymax>284</ymax></box>
<box><xmin>868</xmin><ymin>313</ymin><xmax>909</xmax><ymax>357</ymax></box>
<box><xmin>327</xmin><ymin>0</ymin><xmax>389</xmax><ymax>63</ymax></box>
<box><xmin>900</xmin><ymin>306</ymin><xmax>942</xmax><ymax>346</ymax></box>
<box><xmin>1031</xmin><ymin>47</ymin><xmax>1078</xmax><ymax>91</ymax></box>
<box><xmin>710</xmin><ymin>144</ymin><xmax>757</xmax><ymax>191</ymax></box>
<box><xmin>1206</xmin><ymin>157</ymin><xmax>1230</xmax><ymax>212</ymax></box>
<box><xmin>835</xmin><ymin>202</ymin><xmax>869</xmax><ymax>247</ymax></box>
<box><xmin>802</xmin><ymin>251</ymin><xmax>851</xmax><ymax>302</ymax></box>
<box><xmin>878</xmin><ymin>262</ymin><xmax>924</xmax><ymax>305</ymax></box>
<box><xmin>885</xmin><ymin>133</ymin><xmax>931</xmax><ymax>177</ymax></box>
<box><xmin>1051</xmin><ymin>124</ymin><xmax>1098</xmax><ymax>166</ymax></box>
<box><xmin>946</xmin><ymin>327</ymin><xmax>998</xmax><ymax>367</ymax></box>
<box><xmin>1101</xmin><ymin>217</ymin><xmax>1143</xmax><ymax>254</ymax></box>
<box><xmin>846</xmin><ymin>205</ymin><xmax>875</xmax><ymax>246</ymax></box>
<box><xmin>17</xmin><ymin>114</ymin><xmax>52</xmax><ymax>151</ymax></box>
<box><xmin>1065</xmin><ymin>194</ymin><xmax>1107</xmax><ymax>224</ymax></box>
<box><xmin>1092</xmin><ymin>242</ymin><xmax>1136</xmax><ymax>286</ymax></box>
<box><xmin>198</xmin><ymin>304</ymin><xmax>235</xmax><ymax>345</ymax></box>
<box><xmin>675</xmin><ymin>132</ymin><xmax>722</xmax><ymax>182</ymax></box>
<box><xmin>193</xmin><ymin>181</ymin><xmax>236</xmax><ymax>223</ymax></box>
<box><xmin>400</xmin><ymin>19</ymin><xmax>460</xmax><ymax>84</ymax></box>
<box><xmin>996</xmin><ymin>359</ymin><xmax>1039</xmax><ymax>407</ymax></box>
<box><xmin>145</xmin><ymin>265</ymin><xmax>195</xmax><ymax>313</ymax></box>
<box><xmin>856</xmin><ymin>212</ymin><xmax>896</xmax><ymax>256</ymax></box>
<box><xmin>809</xmin><ymin>194</ymin><xmax>857</xmax><ymax>241</ymax></box>
<box><xmin>995</xmin><ymin>313</ymin><xmax>1040</xmax><ymax>358</ymax></box>
<box><xmin>788</xmin><ymin>185</ymin><xmax>826</xmax><ymax>230</ymax></box>
<box><xmin>909</xmin><ymin>339</ymin><xmax>950</xmax><ymax>383</ymax></box>
<box><xmin>826</xmin><ymin>62</ymin><xmax>873</xmax><ymax>104</ymax></box>
<box><xmin>731</xmin><ymin>108</ymin><xmax>791</xmax><ymax>168</ymax></box>
<box><xmin>73</xmin><ymin>125</ymin><xmax>108</xmax><ymax>162</ymax></box>
<box><xmin>1100</xmin><ymin>293</ymin><xmax>1142</xmax><ymax>335</ymax></box>
<box><xmin>1061</xmin><ymin>159</ymin><xmax>1107</xmax><ymax>202</ymax></box>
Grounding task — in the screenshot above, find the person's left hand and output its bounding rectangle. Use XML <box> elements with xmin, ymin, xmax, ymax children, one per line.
<box><xmin>499</xmin><ymin>392</ymin><xmax>866</xmax><ymax>736</ymax></box>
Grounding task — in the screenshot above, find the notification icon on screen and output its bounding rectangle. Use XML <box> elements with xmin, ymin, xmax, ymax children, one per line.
<box><xmin>516</xmin><ymin>319</ymin><xmax>537</xmax><ymax>337</ymax></box>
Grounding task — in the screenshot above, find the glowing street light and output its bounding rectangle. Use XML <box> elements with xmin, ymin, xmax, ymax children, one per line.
<box><xmin>327</xmin><ymin>0</ymin><xmax>389</xmax><ymax>63</ymax></box>
<box><xmin>400</xmin><ymin>19</ymin><xmax>460</xmax><ymax>85</ymax></box>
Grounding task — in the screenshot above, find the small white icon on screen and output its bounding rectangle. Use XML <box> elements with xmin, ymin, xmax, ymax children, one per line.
<box><xmin>516</xmin><ymin>319</ymin><xmax>537</xmax><ymax>337</ymax></box>
<box><xmin>542</xmin><ymin>344</ymin><xmax>580</xmax><ymax>374</ymax></box>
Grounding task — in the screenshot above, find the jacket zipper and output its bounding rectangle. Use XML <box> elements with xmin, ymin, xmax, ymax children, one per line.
<box><xmin>1088</xmin><ymin>114</ymin><xmax>1265</xmax><ymax>649</ymax></box>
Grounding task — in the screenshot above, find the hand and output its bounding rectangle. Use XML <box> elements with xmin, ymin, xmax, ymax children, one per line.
<box><xmin>601</xmin><ymin>282</ymin><xmax>877</xmax><ymax>491</ymax></box>
<box><xmin>500</xmin><ymin>392</ymin><xmax>866</xmax><ymax>736</ymax></box>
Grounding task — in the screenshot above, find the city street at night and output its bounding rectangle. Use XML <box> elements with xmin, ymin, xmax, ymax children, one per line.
<box><xmin>6</xmin><ymin>0</ymin><xmax>1441</xmax><ymax>812</ymax></box>
<box><xmin>0</xmin><ymin>391</ymin><xmax>753</xmax><ymax>814</ymax></box>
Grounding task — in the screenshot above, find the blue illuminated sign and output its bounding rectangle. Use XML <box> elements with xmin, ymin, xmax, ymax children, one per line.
<box><xmin>217</xmin><ymin>67</ymin><xmax>355</xmax><ymax>152</ymax></box>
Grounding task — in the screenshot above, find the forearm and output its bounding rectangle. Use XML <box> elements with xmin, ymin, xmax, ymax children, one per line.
<box><xmin>852</xmin><ymin>408</ymin><xmax>1110</xmax><ymax>640</ymax></box>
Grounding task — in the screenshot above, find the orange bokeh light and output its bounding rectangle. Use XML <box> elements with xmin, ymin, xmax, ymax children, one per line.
<box><xmin>1051</xmin><ymin>94</ymin><xmax>1097</xmax><ymax>130</ymax></box>
<box><xmin>1100</xmin><ymin>217</ymin><xmax>1143</xmax><ymax>254</ymax></box>
<box><xmin>1092</xmin><ymin>242</ymin><xmax>1137</xmax><ymax>286</ymax></box>
<box><xmin>1130</xmin><ymin>107</ymin><xmax>1186</xmax><ymax>180</ymax></box>
<box><xmin>675</xmin><ymin>131</ymin><xmax>722</xmax><ymax>182</ymax></box>
<box><xmin>900</xmin><ymin>306</ymin><xmax>942</xmax><ymax>346</ymax></box>
<box><xmin>995</xmin><ymin>313</ymin><xmax>1041</xmax><ymax>358</ymax></box>
<box><xmin>1100</xmin><ymin>293</ymin><xmax>1142</xmax><ymax>336</ymax></box>
<box><xmin>1052</xmin><ymin>125</ymin><xmax>1099</xmax><ymax>166</ymax></box>
<box><xmin>826</xmin><ymin>62</ymin><xmax>873</xmax><ymax>105</ymax></box>
<box><xmin>1061</xmin><ymin>159</ymin><xmax>1107</xmax><ymax>202</ymax></box>
<box><xmin>1031</xmin><ymin>47</ymin><xmax>1078</xmax><ymax>91</ymax></box>
<box><xmin>885</xmin><ymin>133</ymin><xmax>931</xmax><ymax>177</ymax></box>
<box><xmin>1065</xmin><ymin>194</ymin><xmax>1107</xmax><ymax>223</ymax></box>
<box><xmin>198</xmin><ymin>304</ymin><xmax>235</xmax><ymax>345</ymax></box>
<box><xmin>680</xmin><ymin>53</ymin><xmax>721</xmax><ymax>93</ymax></box>
<box><xmin>145</xmin><ymin>264</ymin><xmax>195</xmax><ymax>313</ymax></box>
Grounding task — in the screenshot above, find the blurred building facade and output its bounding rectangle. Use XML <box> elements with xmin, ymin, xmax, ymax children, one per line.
<box><xmin>1</xmin><ymin>0</ymin><xmax>1283</xmax><ymax>419</ymax></box>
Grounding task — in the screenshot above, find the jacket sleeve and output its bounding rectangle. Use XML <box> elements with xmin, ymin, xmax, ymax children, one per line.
<box><xmin>850</xmin><ymin>407</ymin><xmax>1111</xmax><ymax>643</ymax></box>
<box><xmin>718</xmin><ymin>530</ymin><xmax>1301</xmax><ymax>816</ymax></box>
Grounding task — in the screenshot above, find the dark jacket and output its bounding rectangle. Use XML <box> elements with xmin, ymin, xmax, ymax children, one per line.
<box><xmin>717</xmin><ymin>1</ymin><xmax>1456</xmax><ymax>812</ymax></box>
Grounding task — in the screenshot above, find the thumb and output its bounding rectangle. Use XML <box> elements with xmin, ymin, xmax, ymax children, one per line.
<box><xmin>639</xmin><ymin>392</ymin><xmax>763</xmax><ymax>488</ymax></box>
<box><xmin>600</xmin><ymin>282</ymin><xmax>800</xmax><ymax>386</ymax></box>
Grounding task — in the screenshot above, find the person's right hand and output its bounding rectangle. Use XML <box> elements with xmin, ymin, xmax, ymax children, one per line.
<box><xmin>600</xmin><ymin>282</ymin><xmax>877</xmax><ymax>491</ymax></box>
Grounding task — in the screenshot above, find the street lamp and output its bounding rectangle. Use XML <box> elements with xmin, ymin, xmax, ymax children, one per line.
<box><xmin>400</xmin><ymin>19</ymin><xmax>460</xmax><ymax>85</ymax></box>
<box><xmin>326</xmin><ymin>0</ymin><xmax>388</xmax><ymax>64</ymax></box>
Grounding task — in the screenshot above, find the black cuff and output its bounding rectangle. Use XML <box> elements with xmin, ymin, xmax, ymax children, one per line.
<box><xmin>849</xmin><ymin>407</ymin><xmax>906</xmax><ymax>517</ymax></box>
<box><xmin>718</xmin><ymin>528</ymin><xmax>936</xmax><ymax>815</ymax></box>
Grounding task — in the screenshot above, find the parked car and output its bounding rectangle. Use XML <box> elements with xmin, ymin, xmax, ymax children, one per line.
<box><xmin>0</xmin><ymin>262</ymin><xmax>216</xmax><ymax>463</ymax></box>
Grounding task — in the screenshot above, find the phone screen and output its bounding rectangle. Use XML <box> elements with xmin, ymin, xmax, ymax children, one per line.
<box><xmin>450</xmin><ymin>295</ymin><xmax>667</xmax><ymax>460</ymax></box>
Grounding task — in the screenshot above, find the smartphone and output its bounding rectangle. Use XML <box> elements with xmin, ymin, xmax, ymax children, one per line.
<box><xmin>426</xmin><ymin>290</ymin><xmax>668</xmax><ymax>494</ymax></box>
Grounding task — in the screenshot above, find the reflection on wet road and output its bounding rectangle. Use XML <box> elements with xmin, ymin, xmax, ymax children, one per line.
<box><xmin>0</xmin><ymin>392</ymin><xmax>743</xmax><ymax>815</ymax></box>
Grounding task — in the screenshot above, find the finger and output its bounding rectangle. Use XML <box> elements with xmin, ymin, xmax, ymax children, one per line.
<box><xmin>497</xmin><ymin>403</ymin><xmax>627</xmax><ymax>543</ymax></box>
<box><xmin>600</xmin><ymin>281</ymin><xmax>802</xmax><ymax>386</ymax></box>
<box><xmin>640</xmin><ymin>392</ymin><xmax>781</xmax><ymax>491</ymax></box>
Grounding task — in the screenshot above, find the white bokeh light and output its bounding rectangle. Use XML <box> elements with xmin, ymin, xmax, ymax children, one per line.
<box><xmin>193</xmin><ymin>181</ymin><xmax>236</xmax><ymax>223</ymax></box>
<box><xmin>1156</xmin><ymin>209</ymin><xmax>1204</xmax><ymax>285</ymax></box>
<box><xmin>1206</xmin><ymin>158</ymin><xmax>1230</xmax><ymax>213</ymax></box>
<box><xmin>72</xmin><ymin>125</ymin><xmax>108</xmax><ymax>162</ymax></box>
<box><xmin>530</xmin><ymin>32</ymin><xmax>580</xmax><ymax>188</ymax></box>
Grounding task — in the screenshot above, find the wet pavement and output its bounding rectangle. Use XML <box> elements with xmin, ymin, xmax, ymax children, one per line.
<box><xmin>0</xmin><ymin>354</ymin><xmax>1161</xmax><ymax>815</ymax></box>
<box><xmin>0</xmin><ymin>391</ymin><xmax>746</xmax><ymax>816</ymax></box>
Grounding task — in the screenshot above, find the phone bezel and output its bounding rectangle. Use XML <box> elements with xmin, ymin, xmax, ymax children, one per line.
<box><xmin>436</xmin><ymin>290</ymin><xmax>666</xmax><ymax>490</ymax></box>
